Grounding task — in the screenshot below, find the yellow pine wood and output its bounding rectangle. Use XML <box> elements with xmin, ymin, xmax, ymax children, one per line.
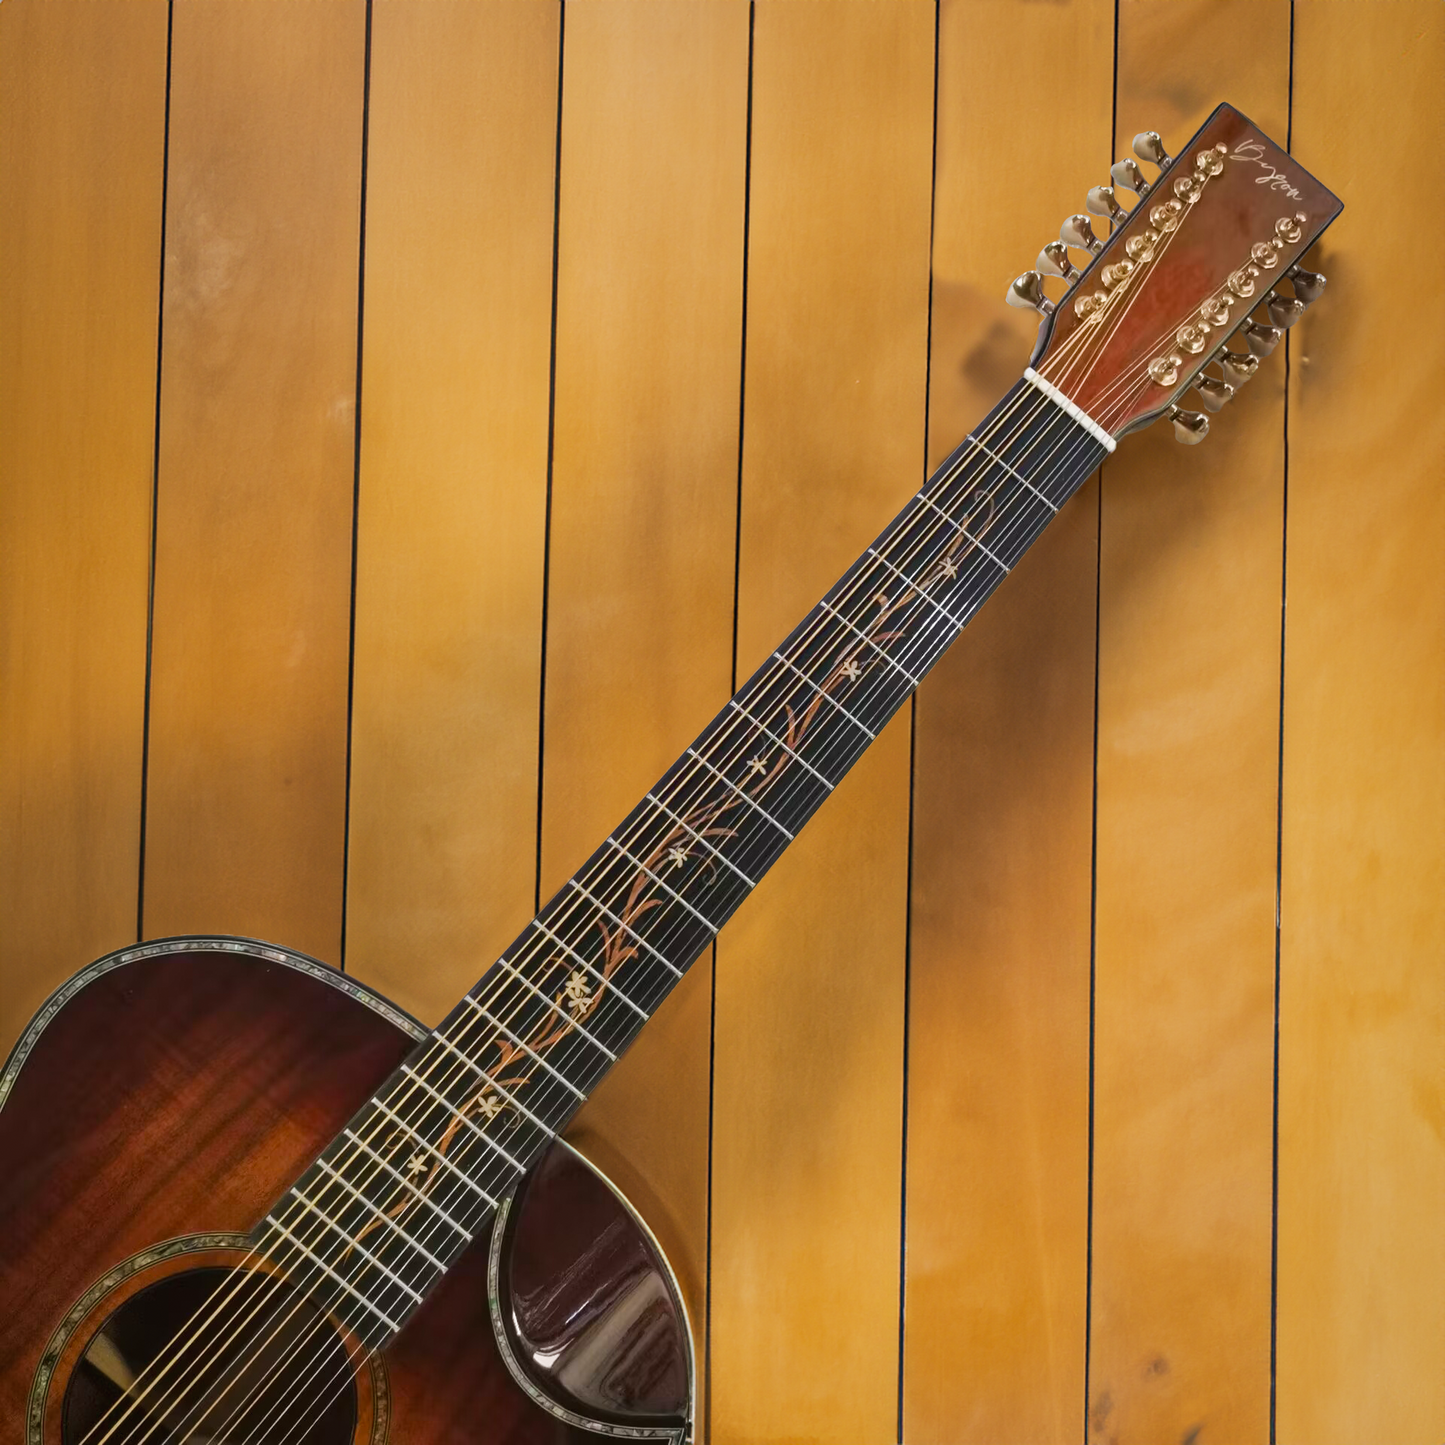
<box><xmin>344</xmin><ymin>2</ymin><xmax>559</xmax><ymax>1022</ymax></box>
<box><xmin>711</xmin><ymin>3</ymin><xmax>934</xmax><ymax>1439</ymax></box>
<box><xmin>904</xmin><ymin>9</ymin><xmax>1113</xmax><ymax>1438</ymax></box>
<box><xmin>143</xmin><ymin>0</ymin><xmax>367</xmax><ymax>962</ymax></box>
<box><xmin>1089</xmin><ymin>5</ymin><xmax>1291</xmax><ymax>1441</ymax></box>
<box><xmin>537</xmin><ymin>0</ymin><xmax>752</xmax><ymax>1402</ymax></box>
<box><xmin>1278</xmin><ymin>7</ymin><xmax>1445</xmax><ymax>1440</ymax></box>
<box><xmin>0</xmin><ymin>0</ymin><xmax>168</xmax><ymax>1050</ymax></box>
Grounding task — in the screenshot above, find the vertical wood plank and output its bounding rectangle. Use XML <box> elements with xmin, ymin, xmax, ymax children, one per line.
<box><xmin>1278</xmin><ymin>7</ymin><xmax>1445</xmax><ymax>1441</ymax></box>
<box><xmin>143</xmin><ymin>0</ymin><xmax>367</xmax><ymax>961</ymax></box>
<box><xmin>344</xmin><ymin>2</ymin><xmax>559</xmax><ymax>1024</ymax></box>
<box><xmin>903</xmin><ymin>2</ymin><xmax>1113</xmax><ymax>1437</ymax></box>
<box><xmin>0</xmin><ymin>0</ymin><xmax>168</xmax><ymax>1047</ymax></box>
<box><xmin>711</xmin><ymin>3</ymin><xmax>935</xmax><ymax>1438</ymax></box>
<box><xmin>1090</xmin><ymin>5</ymin><xmax>1292</xmax><ymax>1441</ymax></box>
<box><xmin>538</xmin><ymin>0</ymin><xmax>752</xmax><ymax>1399</ymax></box>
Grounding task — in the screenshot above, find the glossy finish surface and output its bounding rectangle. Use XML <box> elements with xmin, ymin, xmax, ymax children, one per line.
<box><xmin>504</xmin><ymin>1144</ymin><xmax>689</xmax><ymax>1429</ymax></box>
<box><xmin>0</xmin><ymin>943</ymin><xmax>690</xmax><ymax>1444</ymax></box>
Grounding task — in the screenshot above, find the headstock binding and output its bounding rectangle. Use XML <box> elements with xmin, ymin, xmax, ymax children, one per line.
<box><xmin>1028</xmin><ymin>104</ymin><xmax>1343</xmax><ymax>441</ymax></box>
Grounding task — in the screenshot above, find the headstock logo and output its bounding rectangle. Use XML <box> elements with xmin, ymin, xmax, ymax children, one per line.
<box><xmin>1230</xmin><ymin>138</ymin><xmax>1303</xmax><ymax>200</ymax></box>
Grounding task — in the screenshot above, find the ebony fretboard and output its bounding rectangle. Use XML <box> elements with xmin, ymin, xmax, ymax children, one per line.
<box><xmin>257</xmin><ymin>376</ymin><xmax>1110</xmax><ymax>1347</ymax></box>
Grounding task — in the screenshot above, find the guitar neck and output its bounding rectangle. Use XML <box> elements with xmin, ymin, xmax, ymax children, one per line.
<box><xmin>261</xmin><ymin>372</ymin><xmax>1112</xmax><ymax>1347</ymax></box>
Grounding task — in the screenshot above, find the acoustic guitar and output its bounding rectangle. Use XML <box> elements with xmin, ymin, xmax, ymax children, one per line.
<box><xmin>0</xmin><ymin>103</ymin><xmax>1340</xmax><ymax>1444</ymax></box>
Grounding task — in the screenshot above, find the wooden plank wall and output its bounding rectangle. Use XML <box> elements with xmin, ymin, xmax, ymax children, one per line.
<box><xmin>2</xmin><ymin>2</ymin><xmax>1440</xmax><ymax>1442</ymax></box>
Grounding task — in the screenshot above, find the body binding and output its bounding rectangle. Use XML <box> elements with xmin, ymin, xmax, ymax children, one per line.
<box><xmin>0</xmin><ymin>939</ymin><xmax>693</xmax><ymax>1444</ymax></box>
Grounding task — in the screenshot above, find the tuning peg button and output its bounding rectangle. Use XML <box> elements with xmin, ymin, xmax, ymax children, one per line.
<box><xmin>1289</xmin><ymin>267</ymin><xmax>1327</xmax><ymax>304</ymax></box>
<box><xmin>1133</xmin><ymin>131</ymin><xmax>1172</xmax><ymax>170</ymax></box>
<box><xmin>1111</xmin><ymin>157</ymin><xmax>1150</xmax><ymax>196</ymax></box>
<box><xmin>1006</xmin><ymin>271</ymin><xmax>1055</xmax><ymax>316</ymax></box>
<box><xmin>1193</xmin><ymin>374</ymin><xmax>1233</xmax><ymax>413</ymax></box>
<box><xmin>1267</xmin><ymin>293</ymin><xmax>1307</xmax><ymax>329</ymax></box>
<box><xmin>1218</xmin><ymin>350</ymin><xmax>1259</xmax><ymax>389</ymax></box>
<box><xmin>1086</xmin><ymin>185</ymin><xmax>1126</xmax><ymax>225</ymax></box>
<box><xmin>1243</xmin><ymin>320</ymin><xmax>1283</xmax><ymax>358</ymax></box>
<box><xmin>1169</xmin><ymin>406</ymin><xmax>1209</xmax><ymax>444</ymax></box>
<box><xmin>1036</xmin><ymin>241</ymin><xmax>1078</xmax><ymax>281</ymax></box>
<box><xmin>1060</xmin><ymin>214</ymin><xmax>1102</xmax><ymax>256</ymax></box>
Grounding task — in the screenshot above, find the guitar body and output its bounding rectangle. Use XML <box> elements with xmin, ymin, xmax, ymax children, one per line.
<box><xmin>0</xmin><ymin>940</ymin><xmax>694</xmax><ymax>1444</ymax></box>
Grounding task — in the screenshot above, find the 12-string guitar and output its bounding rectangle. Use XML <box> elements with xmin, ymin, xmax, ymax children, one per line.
<box><xmin>0</xmin><ymin>105</ymin><xmax>1340</xmax><ymax>1444</ymax></box>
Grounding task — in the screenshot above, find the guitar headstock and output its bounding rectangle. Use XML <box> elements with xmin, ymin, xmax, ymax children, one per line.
<box><xmin>1007</xmin><ymin>103</ymin><xmax>1343</xmax><ymax>445</ymax></box>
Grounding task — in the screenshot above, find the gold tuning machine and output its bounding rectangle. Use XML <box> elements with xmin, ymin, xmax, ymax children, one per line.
<box><xmin>1192</xmin><ymin>374</ymin><xmax>1234</xmax><ymax>413</ymax></box>
<box><xmin>1086</xmin><ymin>185</ymin><xmax>1127</xmax><ymax>225</ymax></box>
<box><xmin>1059</xmin><ymin>214</ymin><xmax>1103</xmax><ymax>256</ymax></box>
<box><xmin>1289</xmin><ymin>266</ymin><xmax>1327</xmax><ymax>303</ymax></box>
<box><xmin>1006</xmin><ymin>270</ymin><xmax>1055</xmax><ymax>316</ymax></box>
<box><xmin>1168</xmin><ymin>406</ymin><xmax>1210</xmax><ymax>444</ymax></box>
<box><xmin>1267</xmin><ymin>293</ymin><xmax>1307</xmax><ymax>329</ymax></box>
<box><xmin>1132</xmin><ymin>130</ymin><xmax>1172</xmax><ymax>169</ymax></box>
<box><xmin>1218</xmin><ymin>350</ymin><xmax>1259</xmax><ymax>389</ymax></box>
<box><xmin>1036</xmin><ymin>240</ymin><xmax>1078</xmax><ymax>281</ymax></box>
<box><xmin>1243</xmin><ymin>320</ymin><xmax>1283</xmax><ymax>357</ymax></box>
<box><xmin>1110</xmin><ymin>157</ymin><xmax>1150</xmax><ymax>197</ymax></box>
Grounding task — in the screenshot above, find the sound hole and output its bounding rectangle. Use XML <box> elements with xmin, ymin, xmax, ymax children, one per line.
<box><xmin>61</xmin><ymin>1266</ymin><xmax>357</xmax><ymax>1445</ymax></box>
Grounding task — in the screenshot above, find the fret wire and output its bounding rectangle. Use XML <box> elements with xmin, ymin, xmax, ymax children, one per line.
<box><xmin>528</xmin><ymin>916</ymin><xmax>651</xmax><ymax>1022</ymax></box>
<box><xmin>309</xmin><ymin>1161</ymin><xmax>447</xmax><ymax>1273</ymax></box>
<box><xmin>770</xmin><ymin>652</ymin><xmax>875</xmax><ymax>740</ymax></box>
<box><xmin>866</xmin><ymin>546</ymin><xmax>963</xmax><ymax>630</ymax></box>
<box><xmin>399</xmin><ymin>1064</ymin><xmax>527</xmax><ymax>1174</ymax></box>
<box><xmin>566</xmin><ymin>878</ymin><xmax>683</xmax><ymax>978</ymax></box>
<box><xmin>913</xmin><ymin>491</ymin><xmax>1011</xmax><ymax>572</ymax></box>
<box><xmin>646</xmin><ymin>789</ymin><xmax>759</xmax><ymax>887</ymax></box>
<box><xmin>293</xmin><ymin>1181</ymin><xmax>427</xmax><ymax>1299</ymax></box>
<box><xmin>816</xmin><ymin>600</ymin><xmax>920</xmax><ymax>687</ymax></box>
<box><xmin>726</xmin><ymin>700</ymin><xmax>834</xmax><ymax>791</ymax></box>
<box><xmin>367</xmin><ymin>1098</ymin><xmax>497</xmax><ymax>1207</ymax></box>
<box><xmin>342</xmin><ymin>1127</ymin><xmax>475</xmax><ymax>1241</ymax></box>
<box><xmin>265</xmin><ymin>1216</ymin><xmax>400</xmax><ymax>1333</ymax></box>
<box><xmin>488</xmin><ymin>959</ymin><xmax>619</xmax><ymax>1061</ymax></box>
<box><xmin>426</xmin><ymin>1032</ymin><xmax>559</xmax><ymax>1138</ymax></box>
<box><xmin>289</xmin><ymin>389</ymin><xmax>1108</xmax><ymax>1343</ymax></box>
<box><xmin>685</xmin><ymin>747</ymin><xmax>795</xmax><ymax>838</ymax></box>
<box><xmin>967</xmin><ymin>433</ymin><xmax>1059</xmax><ymax>512</ymax></box>
<box><xmin>458</xmin><ymin>997</ymin><xmax>590</xmax><ymax>1098</ymax></box>
<box><xmin>606</xmin><ymin>837</ymin><xmax>720</xmax><ymax>934</ymax></box>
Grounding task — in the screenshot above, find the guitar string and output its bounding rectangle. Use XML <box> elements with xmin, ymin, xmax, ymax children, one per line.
<box><xmin>89</xmin><ymin>150</ymin><xmax>1290</xmax><ymax>1440</ymax></box>
<box><xmin>88</xmin><ymin>282</ymin><xmax>1156</xmax><ymax>1445</ymax></box>
<box><xmin>234</xmin><ymin>260</ymin><xmax>1265</xmax><ymax>1445</ymax></box>
<box><xmin>177</xmin><ymin>426</ymin><xmax>1107</xmax><ymax>1445</ymax></box>
<box><xmin>144</xmin><ymin>369</ymin><xmax>1127</xmax><ymax>1445</ymax></box>
<box><xmin>91</xmin><ymin>212</ymin><xmax>1202</xmax><ymax>1438</ymax></box>
<box><xmin>206</xmin><ymin>206</ymin><xmax>1300</xmax><ymax>1445</ymax></box>
<box><xmin>80</xmin><ymin>368</ymin><xmax>1102</xmax><ymax>1445</ymax></box>
<box><xmin>82</xmin><ymin>299</ymin><xmax>1135</xmax><ymax>1445</ymax></box>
